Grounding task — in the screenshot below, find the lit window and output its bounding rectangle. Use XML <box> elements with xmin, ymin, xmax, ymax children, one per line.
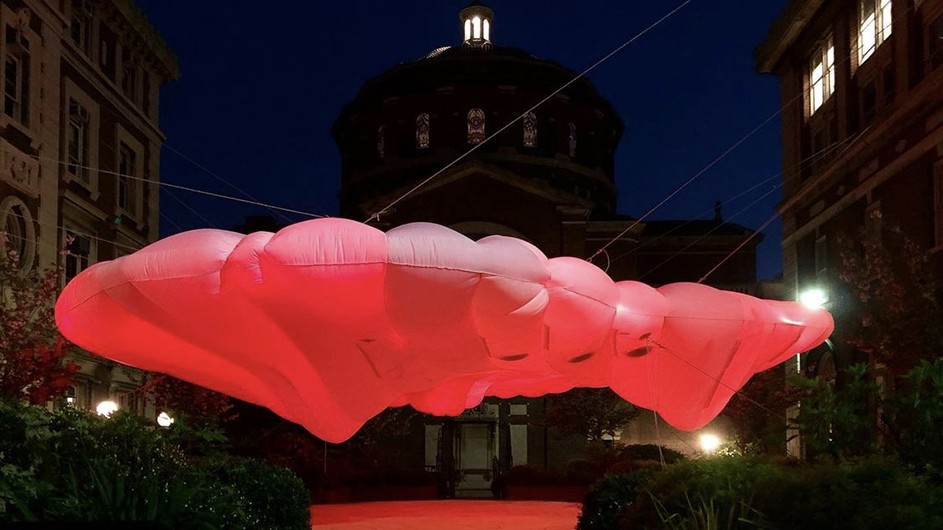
<box><xmin>472</xmin><ymin>16</ymin><xmax>481</xmax><ymax>40</ymax></box>
<box><xmin>483</xmin><ymin>19</ymin><xmax>490</xmax><ymax>41</ymax></box>
<box><xmin>416</xmin><ymin>113</ymin><xmax>430</xmax><ymax>149</ymax></box>
<box><xmin>67</xmin><ymin>99</ymin><xmax>90</xmax><ymax>183</ymax></box>
<box><xmin>809</xmin><ymin>35</ymin><xmax>835</xmax><ymax>115</ymax></box>
<box><xmin>568</xmin><ymin>123</ymin><xmax>577</xmax><ymax>157</ymax></box>
<box><xmin>859</xmin><ymin>0</ymin><xmax>892</xmax><ymax>64</ymax></box>
<box><xmin>464</xmin><ymin>19</ymin><xmax>471</xmax><ymax>41</ymax></box>
<box><xmin>523</xmin><ymin>112</ymin><xmax>536</xmax><ymax>147</ymax></box>
<box><xmin>467</xmin><ymin>108</ymin><xmax>485</xmax><ymax>144</ymax></box>
<box><xmin>117</xmin><ymin>142</ymin><xmax>138</xmax><ymax>217</ymax></box>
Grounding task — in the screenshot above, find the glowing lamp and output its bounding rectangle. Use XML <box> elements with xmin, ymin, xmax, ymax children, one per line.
<box><xmin>699</xmin><ymin>433</ymin><xmax>722</xmax><ymax>454</ymax></box>
<box><xmin>95</xmin><ymin>400</ymin><xmax>118</xmax><ymax>417</ymax></box>
<box><xmin>156</xmin><ymin>411</ymin><xmax>175</xmax><ymax>427</ymax></box>
<box><xmin>799</xmin><ymin>288</ymin><xmax>828</xmax><ymax>309</ymax></box>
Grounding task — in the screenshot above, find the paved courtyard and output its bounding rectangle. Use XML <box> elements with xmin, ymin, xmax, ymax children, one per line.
<box><xmin>310</xmin><ymin>500</ymin><xmax>581</xmax><ymax>530</ymax></box>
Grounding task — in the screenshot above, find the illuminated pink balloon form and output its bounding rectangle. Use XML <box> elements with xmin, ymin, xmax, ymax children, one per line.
<box><xmin>55</xmin><ymin>219</ymin><xmax>833</xmax><ymax>442</ymax></box>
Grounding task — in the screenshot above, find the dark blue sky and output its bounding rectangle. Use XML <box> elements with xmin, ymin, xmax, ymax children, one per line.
<box><xmin>136</xmin><ymin>1</ymin><xmax>789</xmax><ymax>279</ymax></box>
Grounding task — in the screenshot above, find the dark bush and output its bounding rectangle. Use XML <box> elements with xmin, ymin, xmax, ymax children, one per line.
<box><xmin>0</xmin><ymin>399</ymin><xmax>311</xmax><ymax>528</ymax></box>
<box><xmin>193</xmin><ymin>455</ymin><xmax>311</xmax><ymax>530</ymax></box>
<box><xmin>577</xmin><ymin>469</ymin><xmax>654</xmax><ymax>530</ymax></box>
<box><xmin>618</xmin><ymin>456</ymin><xmax>943</xmax><ymax>530</ymax></box>
<box><xmin>623</xmin><ymin>457</ymin><xmax>779</xmax><ymax>529</ymax></box>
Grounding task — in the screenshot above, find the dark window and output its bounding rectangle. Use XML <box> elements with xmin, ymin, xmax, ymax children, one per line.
<box><xmin>64</xmin><ymin>231</ymin><xmax>91</xmax><ymax>283</ymax></box>
<box><xmin>117</xmin><ymin>143</ymin><xmax>137</xmax><ymax>217</ymax></box>
<box><xmin>883</xmin><ymin>66</ymin><xmax>895</xmax><ymax>106</ymax></box>
<box><xmin>861</xmin><ymin>83</ymin><xmax>877</xmax><ymax>125</ymax></box>
<box><xmin>3</xmin><ymin>25</ymin><xmax>29</xmax><ymax>126</ymax></box>
<box><xmin>931</xmin><ymin>14</ymin><xmax>943</xmax><ymax>70</ymax></box>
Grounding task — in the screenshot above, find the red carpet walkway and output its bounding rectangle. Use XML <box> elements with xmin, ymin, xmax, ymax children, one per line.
<box><xmin>310</xmin><ymin>500</ymin><xmax>581</xmax><ymax>530</ymax></box>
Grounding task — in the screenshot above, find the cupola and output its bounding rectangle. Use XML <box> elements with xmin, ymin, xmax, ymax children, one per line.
<box><xmin>459</xmin><ymin>2</ymin><xmax>493</xmax><ymax>45</ymax></box>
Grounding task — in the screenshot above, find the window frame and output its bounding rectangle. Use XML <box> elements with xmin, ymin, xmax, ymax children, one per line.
<box><xmin>467</xmin><ymin>108</ymin><xmax>485</xmax><ymax>145</ymax></box>
<box><xmin>859</xmin><ymin>0</ymin><xmax>893</xmax><ymax>65</ymax></box>
<box><xmin>808</xmin><ymin>34</ymin><xmax>836</xmax><ymax>116</ymax></box>
<box><xmin>114</xmin><ymin>125</ymin><xmax>145</xmax><ymax>222</ymax></box>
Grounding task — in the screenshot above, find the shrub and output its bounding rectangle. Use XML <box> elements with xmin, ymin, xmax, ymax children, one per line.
<box><xmin>619</xmin><ymin>456</ymin><xmax>943</xmax><ymax>530</ymax></box>
<box><xmin>0</xmin><ymin>399</ymin><xmax>57</xmax><ymax>521</ymax></box>
<box><xmin>577</xmin><ymin>469</ymin><xmax>654</xmax><ymax>530</ymax></box>
<box><xmin>0</xmin><ymin>398</ymin><xmax>311</xmax><ymax>528</ymax></box>
<box><xmin>193</xmin><ymin>455</ymin><xmax>311</xmax><ymax>530</ymax></box>
<box><xmin>624</xmin><ymin>457</ymin><xmax>778</xmax><ymax>529</ymax></box>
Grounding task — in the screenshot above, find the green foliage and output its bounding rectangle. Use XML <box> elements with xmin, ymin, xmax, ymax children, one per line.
<box><xmin>577</xmin><ymin>470</ymin><xmax>654</xmax><ymax>530</ymax></box>
<box><xmin>0</xmin><ymin>252</ymin><xmax>77</xmax><ymax>404</ymax></box>
<box><xmin>193</xmin><ymin>455</ymin><xmax>311</xmax><ymax>530</ymax></box>
<box><xmin>882</xmin><ymin>357</ymin><xmax>943</xmax><ymax>480</ymax></box>
<box><xmin>544</xmin><ymin>388</ymin><xmax>640</xmax><ymax>441</ymax></box>
<box><xmin>793</xmin><ymin>363</ymin><xmax>880</xmax><ymax>459</ymax></box>
<box><xmin>756</xmin><ymin>457</ymin><xmax>943</xmax><ymax>530</ymax></box>
<box><xmin>0</xmin><ymin>398</ymin><xmax>311</xmax><ymax>527</ymax></box>
<box><xmin>0</xmin><ymin>399</ymin><xmax>55</xmax><ymax>521</ymax></box>
<box><xmin>625</xmin><ymin>457</ymin><xmax>778</xmax><ymax>529</ymax></box>
<box><xmin>608</xmin><ymin>456</ymin><xmax>943</xmax><ymax>530</ymax></box>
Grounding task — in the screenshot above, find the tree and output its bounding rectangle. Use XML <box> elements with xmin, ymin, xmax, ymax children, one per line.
<box><xmin>0</xmin><ymin>250</ymin><xmax>77</xmax><ymax>404</ymax></box>
<box><xmin>835</xmin><ymin>228</ymin><xmax>943</xmax><ymax>381</ymax></box>
<box><xmin>543</xmin><ymin>387</ymin><xmax>639</xmax><ymax>442</ymax></box>
<box><xmin>722</xmin><ymin>366</ymin><xmax>802</xmax><ymax>454</ymax></box>
<box><xmin>792</xmin><ymin>226</ymin><xmax>943</xmax><ymax>466</ymax></box>
<box><xmin>146</xmin><ymin>374</ymin><xmax>234</xmax><ymax>422</ymax></box>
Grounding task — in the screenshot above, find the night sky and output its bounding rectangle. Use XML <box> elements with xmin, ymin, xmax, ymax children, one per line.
<box><xmin>135</xmin><ymin>1</ymin><xmax>789</xmax><ymax>279</ymax></box>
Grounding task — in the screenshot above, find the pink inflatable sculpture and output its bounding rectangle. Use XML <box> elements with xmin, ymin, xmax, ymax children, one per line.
<box><xmin>55</xmin><ymin>219</ymin><xmax>832</xmax><ymax>442</ymax></box>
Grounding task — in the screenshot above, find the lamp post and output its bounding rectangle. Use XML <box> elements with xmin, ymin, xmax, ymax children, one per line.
<box><xmin>788</xmin><ymin>287</ymin><xmax>833</xmax><ymax>457</ymax></box>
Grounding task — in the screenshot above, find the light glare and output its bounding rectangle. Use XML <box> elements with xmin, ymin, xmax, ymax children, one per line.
<box><xmin>157</xmin><ymin>411</ymin><xmax>175</xmax><ymax>427</ymax></box>
<box><xmin>799</xmin><ymin>288</ymin><xmax>828</xmax><ymax>309</ymax></box>
<box><xmin>95</xmin><ymin>400</ymin><xmax>118</xmax><ymax>417</ymax></box>
<box><xmin>699</xmin><ymin>433</ymin><xmax>722</xmax><ymax>453</ymax></box>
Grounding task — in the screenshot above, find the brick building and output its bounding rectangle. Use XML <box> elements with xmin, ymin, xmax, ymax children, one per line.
<box><xmin>757</xmin><ymin>0</ymin><xmax>943</xmax><ymax>368</ymax></box>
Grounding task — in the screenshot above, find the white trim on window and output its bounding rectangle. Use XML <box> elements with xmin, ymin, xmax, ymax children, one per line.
<box><xmin>809</xmin><ymin>35</ymin><xmax>836</xmax><ymax>116</ymax></box>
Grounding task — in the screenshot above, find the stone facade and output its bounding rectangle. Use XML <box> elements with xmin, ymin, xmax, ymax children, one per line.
<box><xmin>0</xmin><ymin>0</ymin><xmax>177</xmax><ymax>414</ymax></box>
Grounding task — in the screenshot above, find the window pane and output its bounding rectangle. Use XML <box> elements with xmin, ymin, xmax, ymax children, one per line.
<box><xmin>880</xmin><ymin>0</ymin><xmax>892</xmax><ymax>39</ymax></box>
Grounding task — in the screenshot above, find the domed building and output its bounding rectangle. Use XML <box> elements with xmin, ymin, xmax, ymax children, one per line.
<box><xmin>332</xmin><ymin>3</ymin><xmax>762</xmax><ymax>497</ymax></box>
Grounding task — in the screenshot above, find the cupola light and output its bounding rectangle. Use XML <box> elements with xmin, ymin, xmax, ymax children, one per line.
<box><xmin>460</xmin><ymin>2</ymin><xmax>494</xmax><ymax>45</ymax></box>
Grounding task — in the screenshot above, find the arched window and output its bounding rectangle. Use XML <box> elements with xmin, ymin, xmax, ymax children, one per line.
<box><xmin>568</xmin><ymin>122</ymin><xmax>577</xmax><ymax>157</ymax></box>
<box><xmin>416</xmin><ymin>113</ymin><xmax>430</xmax><ymax>149</ymax></box>
<box><xmin>0</xmin><ymin>196</ymin><xmax>35</xmax><ymax>271</ymax></box>
<box><xmin>377</xmin><ymin>125</ymin><xmax>385</xmax><ymax>160</ymax></box>
<box><xmin>467</xmin><ymin>108</ymin><xmax>485</xmax><ymax>144</ymax></box>
<box><xmin>523</xmin><ymin>112</ymin><xmax>537</xmax><ymax>147</ymax></box>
